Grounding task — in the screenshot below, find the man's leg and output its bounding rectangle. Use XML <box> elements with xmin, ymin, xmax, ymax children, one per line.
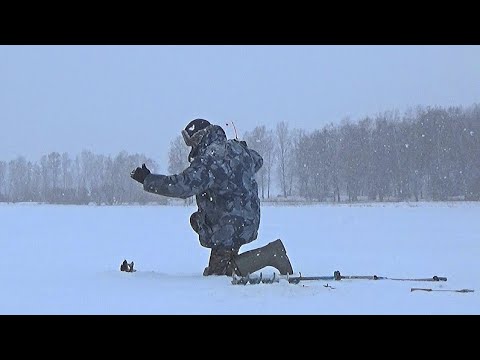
<box><xmin>231</xmin><ymin>239</ymin><xmax>294</xmax><ymax>276</ymax></box>
<box><xmin>203</xmin><ymin>247</ymin><xmax>239</xmax><ymax>276</ymax></box>
<box><xmin>202</xmin><ymin>222</ymin><xmax>239</xmax><ymax>276</ymax></box>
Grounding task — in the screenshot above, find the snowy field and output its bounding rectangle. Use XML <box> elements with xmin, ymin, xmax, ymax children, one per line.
<box><xmin>1</xmin><ymin>202</ymin><xmax>479</xmax><ymax>315</ymax></box>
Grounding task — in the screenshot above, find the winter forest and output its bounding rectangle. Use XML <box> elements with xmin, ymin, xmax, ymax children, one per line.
<box><xmin>1</xmin><ymin>104</ymin><xmax>479</xmax><ymax>205</ymax></box>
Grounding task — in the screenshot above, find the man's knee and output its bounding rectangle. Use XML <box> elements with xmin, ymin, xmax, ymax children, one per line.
<box><xmin>203</xmin><ymin>247</ymin><xmax>239</xmax><ymax>276</ymax></box>
<box><xmin>190</xmin><ymin>212</ymin><xmax>201</xmax><ymax>233</ymax></box>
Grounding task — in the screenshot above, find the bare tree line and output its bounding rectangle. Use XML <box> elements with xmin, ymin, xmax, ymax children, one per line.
<box><xmin>0</xmin><ymin>150</ymin><xmax>165</xmax><ymax>204</ymax></box>
<box><xmin>240</xmin><ymin>104</ymin><xmax>479</xmax><ymax>202</ymax></box>
<box><xmin>1</xmin><ymin>103</ymin><xmax>479</xmax><ymax>204</ymax></box>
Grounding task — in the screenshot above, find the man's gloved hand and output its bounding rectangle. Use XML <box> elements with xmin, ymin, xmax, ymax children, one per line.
<box><xmin>130</xmin><ymin>163</ymin><xmax>151</xmax><ymax>184</ymax></box>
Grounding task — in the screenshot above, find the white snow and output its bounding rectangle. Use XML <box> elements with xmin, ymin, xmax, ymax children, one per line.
<box><xmin>1</xmin><ymin>202</ymin><xmax>478</xmax><ymax>314</ymax></box>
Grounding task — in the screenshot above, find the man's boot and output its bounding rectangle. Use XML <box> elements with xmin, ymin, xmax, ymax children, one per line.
<box><xmin>231</xmin><ymin>239</ymin><xmax>294</xmax><ymax>277</ymax></box>
<box><xmin>203</xmin><ymin>248</ymin><xmax>238</xmax><ymax>276</ymax></box>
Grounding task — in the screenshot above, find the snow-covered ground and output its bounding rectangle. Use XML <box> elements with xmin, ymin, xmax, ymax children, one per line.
<box><xmin>1</xmin><ymin>202</ymin><xmax>478</xmax><ymax>314</ymax></box>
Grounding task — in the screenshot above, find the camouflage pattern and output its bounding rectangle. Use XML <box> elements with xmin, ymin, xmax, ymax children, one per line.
<box><xmin>143</xmin><ymin>124</ymin><xmax>263</xmax><ymax>251</ymax></box>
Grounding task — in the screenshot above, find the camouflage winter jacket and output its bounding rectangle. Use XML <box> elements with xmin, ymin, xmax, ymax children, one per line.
<box><xmin>143</xmin><ymin>124</ymin><xmax>263</xmax><ymax>251</ymax></box>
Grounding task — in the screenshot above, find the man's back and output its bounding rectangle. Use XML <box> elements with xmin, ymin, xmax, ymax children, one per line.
<box><xmin>196</xmin><ymin>136</ymin><xmax>262</xmax><ymax>214</ymax></box>
<box><xmin>192</xmin><ymin>128</ymin><xmax>263</xmax><ymax>248</ymax></box>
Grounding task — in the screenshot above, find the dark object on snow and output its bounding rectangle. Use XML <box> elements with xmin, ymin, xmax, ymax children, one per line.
<box><xmin>120</xmin><ymin>259</ymin><xmax>135</xmax><ymax>273</ymax></box>
<box><xmin>232</xmin><ymin>270</ymin><xmax>448</xmax><ymax>285</ymax></box>
<box><xmin>331</xmin><ymin>271</ymin><xmax>446</xmax><ymax>282</ymax></box>
<box><xmin>120</xmin><ymin>260</ymin><xmax>128</xmax><ymax>271</ymax></box>
<box><xmin>411</xmin><ymin>287</ymin><xmax>474</xmax><ymax>293</ymax></box>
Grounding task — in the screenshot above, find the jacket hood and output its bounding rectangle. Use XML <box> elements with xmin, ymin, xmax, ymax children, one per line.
<box><xmin>188</xmin><ymin>124</ymin><xmax>227</xmax><ymax>162</ymax></box>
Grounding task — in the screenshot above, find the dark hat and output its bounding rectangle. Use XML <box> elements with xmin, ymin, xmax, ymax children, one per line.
<box><xmin>184</xmin><ymin>119</ymin><xmax>211</xmax><ymax>137</ymax></box>
<box><xmin>182</xmin><ymin>119</ymin><xmax>212</xmax><ymax>147</ymax></box>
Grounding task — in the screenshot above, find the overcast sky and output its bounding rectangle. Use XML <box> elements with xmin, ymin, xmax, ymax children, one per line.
<box><xmin>1</xmin><ymin>45</ymin><xmax>479</xmax><ymax>171</ymax></box>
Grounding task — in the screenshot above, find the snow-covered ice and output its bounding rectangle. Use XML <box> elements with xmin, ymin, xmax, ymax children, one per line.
<box><xmin>1</xmin><ymin>202</ymin><xmax>478</xmax><ymax>314</ymax></box>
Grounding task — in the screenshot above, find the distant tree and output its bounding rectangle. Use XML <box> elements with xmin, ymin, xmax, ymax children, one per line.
<box><xmin>166</xmin><ymin>135</ymin><xmax>192</xmax><ymax>204</ymax></box>
<box><xmin>168</xmin><ymin>135</ymin><xmax>189</xmax><ymax>174</ymax></box>
<box><xmin>0</xmin><ymin>161</ymin><xmax>6</xmax><ymax>200</ymax></box>
<box><xmin>325</xmin><ymin>125</ymin><xmax>342</xmax><ymax>202</ymax></box>
<box><xmin>40</xmin><ymin>155</ymin><xmax>50</xmax><ymax>201</ymax></box>
<box><xmin>102</xmin><ymin>155</ymin><xmax>115</xmax><ymax>205</ymax></box>
<box><xmin>79</xmin><ymin>150</ymin><xmax>100</xmax><ymax>202</ymax></box>
<box><xmin>290</xmin><ymin>131</ymin><xmax>311</xmax><ymax>199</ymax></box>
<box><xmin>276</xmin><ymin>121</ymin><xmax>290</xmax><ymax>197</ymax></box>
<box><xmin>339</xmin><ymin>120</ymin><xmax>363</xmax><ymax>202</ymax></box>
<box><xmin>417</xmin><ymin>107</ymin><xmax>453</xmax><ymax>200</ymax></box>
<box><xmin>61</xmin><ymin>152</ymin><xmax>72</xmax><ymax>191</ymax></box>
<box><xmin>30</xmin><ymin>163</ymin><xmax>42</xmax><ymax>202</ymax></box>
<box><xmin>286</xmin><ymin>129</ymin><xmax>301</xmax><ymax>196</ymax></box>
<box><xmin>262</xmin><ymin>129</ymin><xmax>276</xmax><ymax>199</ymax></box>
<box><xmin>462</xmin><ymin>104</ymin><xmax>480</xmax><ymax>200</ymax></box>
<box><xmin>243</xmin><ymin>125</ymin><xmax>274</xmax><ymax>199</ymax></box>
<box><xmin>48</xmin><ymin>152</ymin><xmax>61</xmax><ymax>191</ymax></box>
<box><xmin>8</xmin><ymin>156</ymin><xmax>30</xmax><ymax>202</ymax></box>
<box><xmin>74</xmin><ymin>153</ymin><xmax>88</xmax><ymax>204</ymax></box>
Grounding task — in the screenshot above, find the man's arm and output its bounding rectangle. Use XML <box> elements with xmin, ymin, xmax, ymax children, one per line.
<box><xmin>142</xmin><ymin>157</ymin><xmax>214</xmax><ymax>199</ymax></box>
